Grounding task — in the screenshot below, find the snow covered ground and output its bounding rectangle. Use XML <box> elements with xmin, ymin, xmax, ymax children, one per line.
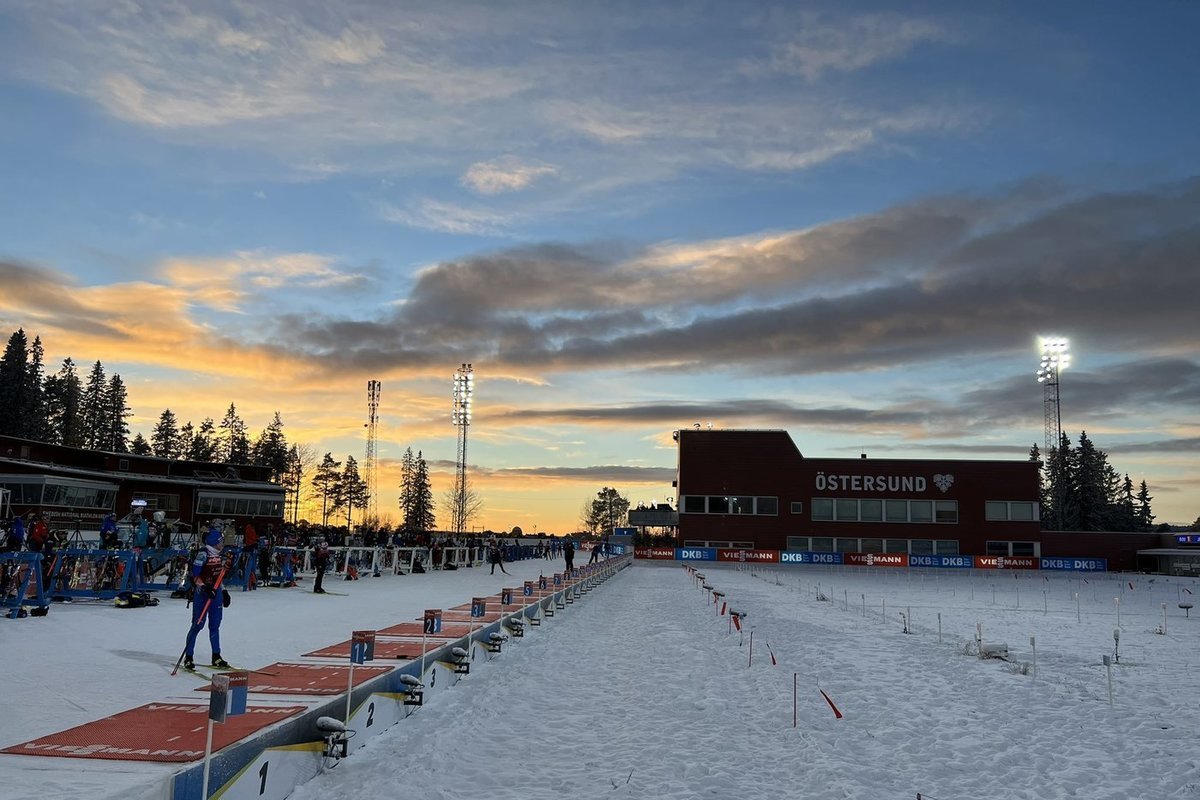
<box><xmin>5</xmin><ymin>558</ymin><xmax>1200</xmax><ymax>799</ymax></box>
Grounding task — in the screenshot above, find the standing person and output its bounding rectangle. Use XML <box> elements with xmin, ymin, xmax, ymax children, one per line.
<box><xmin>563</xmin><ymin>538</ymin><xmax>575</xmax><ymax>572</ymax></box>
<box><xmin>259</xmin><ymin>524</ymin><xmax>274</xmax><ymax>585</ymax></box>
<box><xmin>100</xmin><ymin>513</ymin><xmax>120</xmax><ymax>549</ymax></box>
<box><xmin>241</xmin><ymin>520</ymin><xmax>258</xmax><ymax>588</ymax></box>
<box><xmin>588</xmin><ymin>541</ymin><xmax>601</xmax><ymax>564</ymax></box>
<box><xmin>313</xmin><ymin>539</ymin><xmax>330</xmax><ymax>594</ymax></box>
<box><xmin>488</xmin><ymin>540</ymin><xmax>510</xmax><ymax>575</ymax></box>
<box><xmin>3</xmin><ymin>513</ymin><xmax>25</xmax><ymax>552</ymax></box>
<box><xmin>183</xmin><ymin>523</ymin><xmax>231</xmax><ymax>671</ymax></box>
<box><xmin>27</xmin><ymin>513</ymin><xmax>50</xmax><ymax>553</ymax></box>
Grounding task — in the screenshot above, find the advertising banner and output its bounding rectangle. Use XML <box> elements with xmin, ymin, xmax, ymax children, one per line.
<box><xmin>779</xmin><ymin>551</ymin><xmax>843</xmax><ymax>565</ymax></box>
<box><xmin>974</xmin><ymin>555</ymin><xmax>1039</xmax><ymax>570</ymax></box>
<box><xmin>843</xmin><ymin>552</ymin><xmax>907</xmax><ymax>568</ymax></box>
<box><xmin>675</xmin><ymin>547</ymin><xmax>716</xmax><ymax>561</ymax></box>
<box><xmin>908</xmin><ymin>555</ymin><xmax>973</xmax><ymax>569</ymax></box>
<box><xmin>1040</xmin><ymin>557</ymin><xmax>1108</xmax><ymax>572</ymax></box>
<box><xmin>634</xmin><ymin>547</ymin><xmax>677</xmax><ymax>560</ymax></box>
<box><xmin>716</xmin><ymin>549</ymin><xmax>779</xmax><ymax>563</ymax></box>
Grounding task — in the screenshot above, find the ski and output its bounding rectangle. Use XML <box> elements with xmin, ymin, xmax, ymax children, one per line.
<box><xmin>314</xmin><ymin>590</ymin><xmax>348</xmax><ymax>596</ymax></box>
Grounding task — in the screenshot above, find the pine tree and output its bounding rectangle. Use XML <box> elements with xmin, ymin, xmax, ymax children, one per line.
<box><xmin>283</xmin><ymin>444</ymin><xmax>316</xmax><ymax>524</ymax></box>
<box><xmin>104</xmin><ymin>374</ymin><xmax>131</xmax><ymax>452</ymax></box>
<box><xmin>312</xmin><ymin>452</ymin><xmax>342</xmax><ymax>526</ymax></box>
<box><xmin>0</xmin><ymin>329</ymin><xmax>30</xmax><ymax>437</ymax></box>
<box><xmin>585</xmin><ymin>487</ymin><xmax>630</xmax><ymax>534</ymax></box>
<box><xmin>1116</xmin><ymin>474</ymin><xmax>1137</xmax><ymax>532</ymax></box>
<box><xmin>151</xmin><ymin>409</ymin><xmax>181</xmax><ymax>458</ymax></box>
<box><xmin>1135</xmin><ymin>481</ymin><xmax>1155</xmax><ymax>532</ymax></box>
<box><xmin>1072</xmin><ymin>431</ymin><xmax>1110</xmax><ymax>531</ymax></box>
<box><xmin>219</xmin><ymin>403</ymin><xmax>250</xmax><ymax>464</ymax></box>
<box><xmin>1029</xmin><ymin>443</ymin><xmax>1050</xmax><ymax>523</ymax></box>
<box><xmin>1044</xmin><ymin>433</ymin><xmax>1077</xmax><ymax>531</ymax></box>
<box><xmin>80</xmin><ymin>361</ymin><xmax>108</xmax><ymax>450</ymax></box>
<box><xmin>44</xmin><ymin>358</ymin><xmax>83</xmax><ymax>447</ymax></box>
<box><xmin>129</xmin><ymin>433</ymin><xmax>152</xmax><ymax>455</ymax></box>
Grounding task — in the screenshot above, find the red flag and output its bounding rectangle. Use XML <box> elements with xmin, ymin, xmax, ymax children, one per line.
<box><xmin>819</xmin><ymin>688</ymin><xmax>844</xmax><ymax>719</ymax></box>
<box><xmin>765</xmin><ymin>641</ymin><xmax>778</xmax><ymax>666</ymax></box>
<box><xmin>720</xmin><ymin>601</ymin><xmax>727</xmax><ymax>616</ymax></box>
<box><xmin>732</xmin><ymin>615</ymin><xmax>741</xmax><ymax>632</ymax></box>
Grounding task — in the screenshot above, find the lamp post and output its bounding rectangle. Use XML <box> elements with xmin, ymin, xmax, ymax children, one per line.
<box><xmin>451</xmin><ymin>364</ymin><xmax>474</xmax><ymax>537</ymax></box>
<box><xmin>1037</xmin><ymin>337</ymin><xmax>1071</xmax><ymax>530</ymax></box>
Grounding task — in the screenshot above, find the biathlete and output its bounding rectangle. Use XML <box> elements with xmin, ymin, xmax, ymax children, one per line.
<box><xmin>183</xmin><ymin>524</ymin><xmax>232</xmax><ymax>670</ymax></box>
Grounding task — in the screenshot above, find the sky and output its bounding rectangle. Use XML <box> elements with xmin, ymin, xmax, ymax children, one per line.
<box><xmin>5</xmin><ymin>559</ymin><xmax>1200</xmax><ymax>799</ymax></box>
<box><xmin>0</xmin><ymin>0</ymin><xmax>1197</xmax><ymax>532</ymax></box>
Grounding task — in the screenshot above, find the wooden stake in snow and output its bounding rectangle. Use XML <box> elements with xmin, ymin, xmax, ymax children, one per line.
<box><xmin>793</xmin><ymin>673</ymin><xmax>798</xmax><ymax>728</ymax></box>
<box><xmin>1030</xmin><ymin>636</ymin><xmax>1037</xmax><ymax>680</ymax></box>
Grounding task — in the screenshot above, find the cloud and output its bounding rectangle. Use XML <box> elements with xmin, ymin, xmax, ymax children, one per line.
<box><xmin>769</xmin><ymin>13</ymin><xmax>954</xmax><ymax>81</ymax></box>
<box><xmin>461</xmin><ymin>157</ymin><xmax>557</xmax><ymax>195</ymax></box>
<box><xmin>380</xmin><ymin>199</ymin><xmax>518</xmax><ymax>236</ymax></box>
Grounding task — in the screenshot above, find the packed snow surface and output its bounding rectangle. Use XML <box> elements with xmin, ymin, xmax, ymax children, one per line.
<box><xmin>4</xmin><ymin>558</ymin><xmax>1200</xmax><ymax>799</ymax></box>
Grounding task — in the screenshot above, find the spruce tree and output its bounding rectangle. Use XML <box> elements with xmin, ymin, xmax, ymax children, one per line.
<box><xmin>105</xmin><ymin>374</ymin><xmax>131</xmax><ymax>452</ymax></box>
<box><xmin>129</xmin><ymin>433</ymin><xmax>152</xmax><ymax>455</ymax></box>
<box><xmin>219</xmin><ymin>403</ymin><xmax>250</xmax><ymax>464</ymax></box>
<box><xmin>193</xmin><ymin>418</ymin><xmax>220</xmax><ymax>461</ymax></box>
<box><xmin>1135</xmin><ymin>481</ymin><xmax>1155</xmax><ymax>531</ymax></box>
<box><xmin>312</xmin><ymin>452</ymin><xmax>342</xmax><ymax>526</ymax></box>
<box><xmin>414</xmin><ymin>451</ymin><xmax>436</xmax><ymax>531</ymax></box>
<box><xmin>178</xmin><ymin>421</ymin><xmax>195</xmax><ymax>458</ymax></box>
<box><xmin>45</xmin><ymin>358</ymin><xmax>83</xmax><ymax>447</ymax></box>
<box><xmin>398</xmin><ymin>447</ymin><xmax>417</xmax><ymax>530</ymax></box>
<box><xmin>80</xmin><ymin>361</ymin><xmax>108</xmax><ymax>450</ymax></box>
<box><xmin>0</xmin><ymin>329</ymin><xmax>30</xmax><ymax>437</ymax></box>
<box><xmin>251</xmin><ymin>411</ymin><xmax>289</xmax><ymax>480</ymax></box>
<box><xmin>152</xmin><ymin>410</ymin><xmax>181</xmax><ymax>458</ymax></box>
<box><xmin>340</xmin><ymin>455</ymin><xmax>369</xmax><ymax>529</ymax></box>
<box><xmin>24</xmin><ymin>336</ymin><xmax>49</xmax><ymax>441</ymax></box>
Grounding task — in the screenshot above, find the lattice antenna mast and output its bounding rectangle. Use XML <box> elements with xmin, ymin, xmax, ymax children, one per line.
<box><xmin>451</xmin><ymin>364</ymin><xmax>474</xmax><ymax>537</ymax></box>
<box><xmin>366</xmin><ymin>380</ymin><xmax>381</xmax><ymax>525</ymax></box>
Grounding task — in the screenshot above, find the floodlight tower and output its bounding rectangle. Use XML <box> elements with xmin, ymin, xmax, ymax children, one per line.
<box><xmin>365</xmin><ymin>380</ymin><xmax>381</xmax><ymax>525</ymax></box>
<box><xmin>1036</xmin><ymin>337</ymin><xmax>1071</xmax><ymax>455</ymax></box>
<box><xmin>451</xmin><ymin>363</ymin><xmax>474</xmax><ymax>536</ymax></box>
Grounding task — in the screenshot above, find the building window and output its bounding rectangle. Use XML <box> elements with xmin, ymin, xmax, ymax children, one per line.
<box><xmin>935</xmin><ymin>501</ymin><xmax>958</xmax><ymax>524</ymax></box>
<box><xmin>1012</xmin><ymin>541</ymin><xmax>1036</xmax><ymax>556</ymax></box>
<box><xmin>810</xmin><ymin>537</ymin><xmax>834</xmax><ymax>553</ymax></box>
<box><xmin>786</xmin><ymin>536</ymin><xmax>808</xmax><ymax>551</ymax></box>
<box><xmin>861</xmin><ymin>538</ymin><xmax>884</xmax><ymax>553</ymax></box>
<box><xmin>935</xmin><ymin>540</ymin><xmax>959</xmax><ymax>555</ymax></box>
<box><xmin>1010</xmin><ymin>502</ymin><xmax>1036</xmax><ymax>521</ymax></box>
<box><xmin>812</xmin><ymin>499</ymin><xmax>834</xmax><ymax>521</ymax></box>
<box><xmin>835</xmin><ymin>538</ymin><xmax>858</xmax><ymax>553</ymax></box>
<box><xmin>683</xmin><ymin>496</ymin><xmax>705</xmax><ymax>514</ymax></box>
<box><xmin>860</xmin><ymin>499</ymin><xmax>883</xmax><ymax>522</ymax></box>
<box><xmin>885</xmin><ymin>538</ymin><xmax>909</xmax><ymax>554</ymax></box>
<box><xmin>707</xmin><ymin>496</ymin><xmax>728</xmax><ymax>514</ymax></box>
<box><xmin>790</xmin><ymin>501</ymin><xmax>804</xmax><ymax>515</ymax></box>
<box><xmin>729</xmin><ymin>496</ymin><xmax>753</xmax><ymax>514</ymax></box>
<box><xmin>986</xmin><ymin>541</ymin><xmax>1009</xmax><ymax>556</ymax></box>
<box><xmin>986</xmin><ymin>501</ymin><xmax>1039</xmax><ymax>522</ymax></box>
<box><xmin>885</xmin><ymin>500</ymin><xmax>908</xmax><ymax>522</ymax></box>
<box><xmin>118</xmin><ymin>459</ymin><xmax>130</xmax><ymax>471</ymax></box>
<box><xmin>909</xmin><ymin>500</ymin><xmax>933</xmax><ymax>523</ymax></box>
<box><xmin>756</xmin><ymin>497</ymin><xmax>778</xmax><ymax>515</ymax></box>
<box><xmin>910</xmin><ymin>539</ymin><xmax>933</xmax><ymax>555</ymax></box>
<box><xmin>836</xmin><ymin>499</ymin><xmax>859</xmax><ymax>521</ymax></box>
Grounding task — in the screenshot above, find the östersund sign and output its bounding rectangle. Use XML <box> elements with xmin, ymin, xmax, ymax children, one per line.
<box><xmin>815</xmin><ymin>472</ymin><xmax>946</xmax><ymax>493</ymax></box>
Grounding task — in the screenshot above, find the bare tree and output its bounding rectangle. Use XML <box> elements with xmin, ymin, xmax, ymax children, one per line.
<box><xmin>441</xmin><ymin>479</ymin><xmax>484</xmax><ymax>535</ymax></box>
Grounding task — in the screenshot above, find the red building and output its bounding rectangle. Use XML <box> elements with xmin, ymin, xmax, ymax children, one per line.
<box><xmin>674</xmin><ymin>428</ymin><xmax>1043</xmax><ymax>559</ymax></box>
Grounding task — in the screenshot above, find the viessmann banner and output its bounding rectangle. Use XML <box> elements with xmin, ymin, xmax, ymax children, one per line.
<box><xmin>634</xmin><ymin>549</ymin><xmax>1108</xmax><ymax>571</ymax></box>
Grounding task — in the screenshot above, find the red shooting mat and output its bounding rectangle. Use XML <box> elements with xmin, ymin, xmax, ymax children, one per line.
<box><xmin>195</xmin><ymin>662</ymin><xmax>392</xmax><ymax>695</ymax></box>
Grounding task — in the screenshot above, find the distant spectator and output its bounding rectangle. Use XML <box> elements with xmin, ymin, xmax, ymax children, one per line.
<box><xmin>3</xmin><ymin>513</ymin><xmax>25</xmax><ymax>552</ymax></box>
<box><xmin>100</xmin><ymin>512</ymin><xmax>120</xmax><ymax>549</ymax></box>
<box><xmin>563</xmin><ymin>539</ymin><xmax>575</xmax><ymax>572</ymax></box>
<box><xmin>27</xmin><ymin>513</ymin><xmax>50</xmax><ymax>553</ymax></box>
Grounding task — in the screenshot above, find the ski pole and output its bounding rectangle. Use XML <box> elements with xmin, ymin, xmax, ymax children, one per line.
<box><xmin>171</xmin><ymin>558</ymin><xmax>231</xmax><ymax>676</ymax></box>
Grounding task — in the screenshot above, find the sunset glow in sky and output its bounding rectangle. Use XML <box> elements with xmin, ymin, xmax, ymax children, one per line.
<box><xmin>1</xmin><ymin>2</ymin><xmax>1197</xmax><ymax>531</ymax></box>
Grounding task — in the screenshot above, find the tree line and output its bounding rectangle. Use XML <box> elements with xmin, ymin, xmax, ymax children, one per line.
<box><xmin>1033</xmin><ymin>430</ymin><xmax>1160</xmax><ymax>532</ymax></box>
